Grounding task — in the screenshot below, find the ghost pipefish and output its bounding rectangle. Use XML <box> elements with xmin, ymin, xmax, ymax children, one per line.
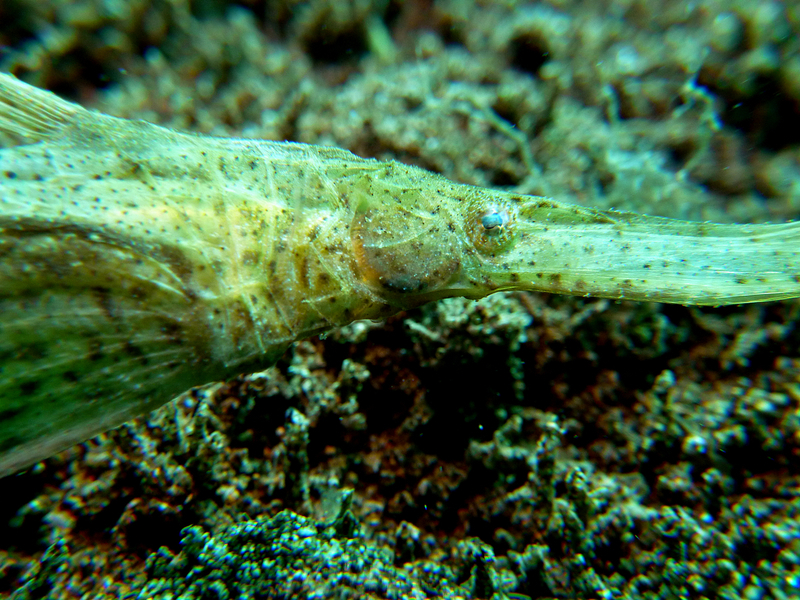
<box><xmin>1</xmin><ymin>72</ymin><xmax>799</xmax><ymax>478</ymax></box>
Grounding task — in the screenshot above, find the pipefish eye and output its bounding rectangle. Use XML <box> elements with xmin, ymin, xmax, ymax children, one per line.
<box><xmin>468</xmin><ymin>202</ymin><xmax>515</xmax><ymax>253</ymax></box>
<box><xmin>482</xmin><ymin>211</ymin><xmax>506</xmax><ymax>231</ymax></box>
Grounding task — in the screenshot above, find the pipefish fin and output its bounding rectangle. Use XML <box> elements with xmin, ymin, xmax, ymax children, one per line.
<box><xmin>0</xmin><ymin>75</ymin><xmax>290</xmax><ymax>477</ymax></box>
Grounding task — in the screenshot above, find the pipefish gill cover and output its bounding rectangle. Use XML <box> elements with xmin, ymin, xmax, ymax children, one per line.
<box><xmin>2</xmin><ymin>1</ymin><xmax>800</xmax><ymax>598</ymax></box>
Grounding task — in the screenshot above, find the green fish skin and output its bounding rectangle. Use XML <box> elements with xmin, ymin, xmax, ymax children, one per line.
<box><xmin>1</xmin><ymin>73</ymin><xmax>799</xmax><ymax>478</ymax></box>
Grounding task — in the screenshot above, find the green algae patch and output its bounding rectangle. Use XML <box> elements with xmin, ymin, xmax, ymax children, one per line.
<box><xmin>138</xmin><ymin>509</ymin><xmax>466</xmax><ymax>600</ymax></box>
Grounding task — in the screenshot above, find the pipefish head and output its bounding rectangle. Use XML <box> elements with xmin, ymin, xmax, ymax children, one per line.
<box><xmin>349</xmin><ymin>167</ymin><xmax>616</xmax><ymax>305</ymax></box>
<box><xmin>450</xmin><ymin>186</ymin><xmax>629</xmax><ymax>300</ymax></box>
<box><xmin>348</xmin><ymin>163</ymin><xmax>580</xmax><ymax>305</ymax></box>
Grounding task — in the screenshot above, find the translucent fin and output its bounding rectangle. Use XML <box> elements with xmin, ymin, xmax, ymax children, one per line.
<box><xmin>0</xmin><ymin>218</ymin><xmax>234</xmax><ymax>477</ymax></box>
<box><xmin>0</xmin><ymin>287</ymin><xmax>232</xmax><ymax>478</ymax></box>
<box><xmin>0</xmin><ymin>73</ymin><xmax>81</xmax><ymax>143</ymax></box>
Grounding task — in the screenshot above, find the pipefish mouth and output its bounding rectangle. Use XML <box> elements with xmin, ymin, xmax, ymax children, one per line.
<box><xmin>1</xmin><ymin>73</ymin><xmax>799</xmax><ymax>478</ymax></box>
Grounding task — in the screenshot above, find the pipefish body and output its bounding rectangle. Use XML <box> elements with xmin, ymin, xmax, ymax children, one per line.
<box><xmin>1</xmin><ymin>73</ymin><xmax>799</xmax><ymax>478</ymax></box>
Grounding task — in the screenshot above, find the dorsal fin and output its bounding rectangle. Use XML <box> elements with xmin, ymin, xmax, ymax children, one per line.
<box><xmin>0</xmin><ymin>73</ymin><xmax>82</xmax><ymax>143</ymax></box>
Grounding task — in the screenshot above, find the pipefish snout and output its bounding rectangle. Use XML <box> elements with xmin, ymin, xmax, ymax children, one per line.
<box><xmin>1</xmin><ymin>72</ymin><xmax>799</xmax><ymax>477</ymax></box>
